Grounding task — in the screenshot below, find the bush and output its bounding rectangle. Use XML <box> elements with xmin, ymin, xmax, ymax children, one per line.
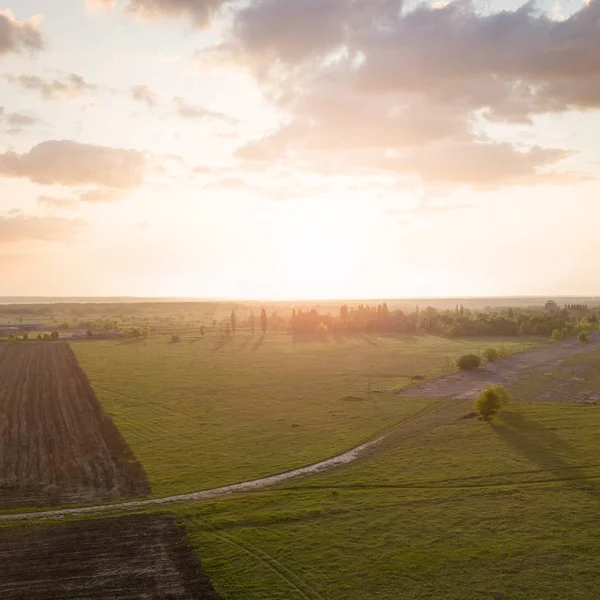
<box><xmin>171</xmin><ymin>334</ymin><xmax>181</xmax><ymax>343</ymax></box>
<box><xmin>551</xmin><ymin>329</ymin><xmax>563</xmax><ymax>342</ymax></box>
<box><xmin>483</xmin><ymin>348</ymin><xmax>499</xmax><ymax>362</ymax></box>
<box><xmin>457</xmin><ymin>354</ymin><xmax>481</xmax><ymax>370</ymax></box>
<box><xmin>579</xmin><ymin>331</ymin><xmax>589</xmax><ymax>343</ymax></box>
<box><xmin>475</xmin><ymin>385</ymin><xmax>512</xmax><ymax>421</ymax></box>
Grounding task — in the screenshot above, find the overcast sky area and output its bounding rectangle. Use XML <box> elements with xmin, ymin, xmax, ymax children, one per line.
<box><xmin>0</xmin><ymin>0</ymin><xmax>599</xmax><ymax>299</ymax></box>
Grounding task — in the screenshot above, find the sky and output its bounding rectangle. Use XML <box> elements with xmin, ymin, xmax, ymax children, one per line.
<box><xmin>0</xmin><ymin>0</ymin><xmax>599</xmax><ymax>300</ymax></box>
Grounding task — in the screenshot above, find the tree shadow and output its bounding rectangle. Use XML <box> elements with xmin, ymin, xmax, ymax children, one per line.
<box><xmin>211</xmin><ymin>336</ymin><xmax>232</xmax><ymax>354</ymax></box>
<box><xmin>116</xmin><ymin>338</ymin><xmax>145</xmax><ymax>346</ymax></box>
<box><xmin>492</xmin><ymin>411</ymin><xmax>600</xmax><ymax>500</ymax></box>
<box><xmin>252</xmin><ymin>334</ymin><xmax>265</xmax><ymax>352</ymax></box>
<box><xmin>236</xmin><ymin>335</ymin><xmax>253</xmax><ymax>351</ymax></box>
<box><xmin>292</xmin><ymin>332</ymin><xmax>329</xmax><ymax>344</ymax></box>
<box><xmin>330</xmin><ymin>332</ymin><xmax>346</xmax><ymax>344</ymax></box>
<box><xmin>360</xmin><ymin>333</ymin><xmax>380</xmax><ymax>347</ymax></box>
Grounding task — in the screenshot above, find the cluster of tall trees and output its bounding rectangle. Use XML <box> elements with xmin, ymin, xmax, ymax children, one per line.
<box><xmin>285</xmin><ymin>303</ymin><xmax>600</xmax><ymax>338</ymax></box>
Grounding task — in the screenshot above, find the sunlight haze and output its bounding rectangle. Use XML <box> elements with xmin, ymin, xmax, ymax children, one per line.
<box><xmin>1</xmin><ymin>0</ymin><xmax>599</xmax><ymax>299</ymax></box>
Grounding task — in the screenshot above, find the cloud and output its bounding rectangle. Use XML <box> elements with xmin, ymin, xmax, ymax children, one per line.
<box><xmin>78</xmin><ymin>188</ymin><xmax>128</xmax><ymax>203</ymax></box>
<box><xmin>37</xmin><ymin>188</ymin><xmax>128</xmax><ymax>207</ymax></box>
<box><xmin>0</xmin><ymin>140</ymin><xmax>147</xmax><ymax>188</ymax></box>
<box><xmin>37</xmin><ymin>195</ymin><xmax>78</xmax><ymax>209</ymax></box>
<box><xmin>398</xmin><ymin>141</ymin><xmax>572</xmax><ymax>187</ymax></box>
<box><xmin>123</xmin><ymin>0</ymin><xmax>229</xmax><ymax>26</ymax></box>
<box><xmin>173</xmin><ymin>97</ymin><xmax>234</xmax><ymax>122</ymax></box>
<box><xmin>131</xmin><ymin>84</ymin><xmax>159</xmax><ymax>108</ymax></box>
<box><xmin>0</xmin><ymin>9</ymin><xmax>44</xmax><ymax>57</ymax></box>
<box><xmin>85</xmin><ymin>0</ymin><xmax>118</xmax><ymax>11</ymax></box>
<box><xmin>5</xmin><ymin>73</ymin><xmax>100</xmax><ymax>100</ymax></box>
<box><xmin>218</xmin><ymin>0</ymin><xmax>600</xmax><ymax>187</ymax></box>
<box><xmin>0</xmin><ymin>106</ymin><xmax>42</xmax><ymax>133</ymax></box>
<box><xmin>0</xmin><ymin>215</ymin><xmax>86</xmax><ymax>243</ymax></box>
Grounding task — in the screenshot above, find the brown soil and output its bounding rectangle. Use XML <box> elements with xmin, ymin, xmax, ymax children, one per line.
<box><xmin>0</xmin><ymin>514</ymin><xmax>221</xmax><ymax>599</ymax></box>
<box><xmin>397</xmin><ymin>336</ymin><xmax>600</xmax><ymax>400</ymax></box>
<box><xmin>0</xmin><ymin>343</ymin><xmax>149</xmax><ymax>508</ymax></box>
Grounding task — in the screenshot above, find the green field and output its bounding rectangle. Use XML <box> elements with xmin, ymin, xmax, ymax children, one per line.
<box><xmin>179</xmin><ymin>400</ymin><xmax>600</xmax><ymax>600</ymax></box>
<box><xmin>72</xmin><ymin>333</ymin><xmax>536</xmax><ymax>497</ymax></box>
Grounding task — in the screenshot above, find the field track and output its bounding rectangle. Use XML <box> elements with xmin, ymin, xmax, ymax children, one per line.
<box><xmin>1</xmin><ymin>337</ymin><xmax>599</xmax><ymax>521</ymax></box>
<box><xmin>0</xmin><ymin>343</ymin><xmax>149</xmax><ymax>508</ymax></box>
<box><xmin>0</xmin><ymin>514</ymin><xmax>221</xmax><ymax>599</ymax></box>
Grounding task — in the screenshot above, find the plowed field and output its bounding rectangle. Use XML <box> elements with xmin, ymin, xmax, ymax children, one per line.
<box><xmin>0</xmin><ymin>343</ymin><xmax>149</xmax><ymax>508</ymax></box>
<box><xmin>0</xmin><ymin>514</ymin><xmax>221</xmax><ymax>599</ymax></box>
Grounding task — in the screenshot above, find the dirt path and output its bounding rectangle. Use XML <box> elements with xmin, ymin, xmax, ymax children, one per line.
<box><xmin>0</xmin><ymin>401</ymin><xmax>443</xmax><ymax>522</ymax></box>
<box><xmin>398</xmin><ymin>334</ymin><xmax>600</xmax><ymax>400</ymax></box>
<box><xmin>2</xmin><ymin>337</ymin><xmax>598</xmax><ymax>522</ymax></box>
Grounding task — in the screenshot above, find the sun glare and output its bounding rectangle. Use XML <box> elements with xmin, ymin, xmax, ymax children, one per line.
<box><xmin>272</xmin><ymin>201</ymin><xmax>360</xmax><ymax>300</ymax></box>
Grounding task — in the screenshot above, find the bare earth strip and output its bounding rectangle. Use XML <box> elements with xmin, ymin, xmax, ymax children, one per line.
<box><xmin>397</xmin><ymin>335</ymin><xmax>600</xmax><ymax>400</ymax></box>
<box><xmin>0</xmin><ymin>343</ymin><xmax>150</xmax><ymax>508</ymax></box>
<box><xmin>2</xmin><ymin>338</ymin><xmax>599</xmax><ymax>521</ymax></box>
<box><xmin>0</xmin><ymin>514</ymin><xmax>221</xmax><ymax>599</ymax></box>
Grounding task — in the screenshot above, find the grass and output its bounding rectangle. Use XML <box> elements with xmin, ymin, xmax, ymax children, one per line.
<box><xmin>177</xmin><ymin>400</ymin><xmax>600</xmax><ymax>600</ymax></box>
<box><xmin>72</xmin><ymin>333</ymin><xmax>536</xmax><ymax>497</ymax></box>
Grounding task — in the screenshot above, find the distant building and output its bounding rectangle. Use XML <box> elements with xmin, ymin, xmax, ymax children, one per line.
<box><xmin>545</xmin><ymin>300</ymin><xmax>559</xmax><ymax>312</ymax></box>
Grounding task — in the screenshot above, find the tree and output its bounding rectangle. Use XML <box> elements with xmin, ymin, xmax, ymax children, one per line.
<box><xmin>260</xmin><ymin>308</ymin><xmax>267</xmax><ymax>335</ymax></box>
<box><xmin>51</xmin><ymin>331</ymin><xmax>59</xmax><ymax>341</ymax></box>
<box><xmin>87</xmin><ymin>330</ymin><xmax>93</xmax><ymax>337</ymax></box>
<box><xmin>551</xmin><ymin>329</ymin><xmax>564</xmax><ymax>342</ymax></box>
<box><xmin>475</xmin><ymin>385</ymin><xmax>511</xmax><ymax>420</ymax></box>
<box><xmin>483</xmin><ymin>348</ymin><xmax>499</xmax><ymax>362</ymax></box>
<box><xmin>579</xmin><ymin>331</ymin><xmax>589</xmax><ymax>343</ymax></box>
<box><xmin>508</xmin><ymin>308</ymin><xmax>514</xmax><ymax>319</ymax></box>
<box><xmin>200</xmin><ymin>326</ymin><xmax>206</xmax><ymax>337</ymax></box>
<box><xmin>457</xmin><ymin>354</ymin><xmax>481</xmax><ymax>370</ymax></box>
<box><xmin>37</xmin><ymin>334</ymin><xmax>42</xmax><ymax>340</ymax></box>
<box><xmin>22</xmin><ymin>332</ymin><xmax>29</xmax><ymax>341</ymax></box>
<box><xmin>249</xmin><ymin>313</ymin><xmax>255</xmax><ymax>336</ymax></box>
<box><xmin>230</xmin><ymin>311</ymin><xmax>236</xmax><ymax>336</ymax></box>
<box><xmin>171</xmin><ymin>334</ymin><xmax>180</xmax><ymax>343</ymax></box>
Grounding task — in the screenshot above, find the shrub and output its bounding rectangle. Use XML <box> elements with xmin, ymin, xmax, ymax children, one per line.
<box><xmin>475</xmin><ymin>385</ymin><xmax>511</xmax><ymax>421</ymax></box>
<box><xmin>579</xmin><ymin>331</ymin><xmax>589</xmax><ymax>343</ymax></box>
<box><xmin>483</xmin><ymin>348</ymin><xmax>499</xmax><ymax>362</ymax></box>
<box><xmin>551</xmin><ymin>329</ymin><xmax>563</xmax><ymax>342</ymax></box>
<box><xmin>457</xmin><ymin>354</ymin><xmax>481</xmax><ymax>370</ymax></box>
<box><xmin>171</xmin><ymin>334</ymin><xmax>181</xmax><ymax>343</ymax></box>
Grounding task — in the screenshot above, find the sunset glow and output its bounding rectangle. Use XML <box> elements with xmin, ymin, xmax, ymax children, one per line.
<box><xmin>1</xmin><ymin>1</ymin><xmax>600</xmax><ymax>299</ymax></box>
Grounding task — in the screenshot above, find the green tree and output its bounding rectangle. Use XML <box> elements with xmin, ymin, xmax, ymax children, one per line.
<box><xmin>457</xmin><ymin>354</ymin><xmax>481</xmax><ymax>370</ymax></box>
<box><xmin>551</xmin><ymin>329</ymin><xmax>563</xmax><ymax>342</ymax></box>
<box><xmin>579</xmin><ymin>331</ymin><xmax>589</xmax><ymax>343</ymax></box>
<box><xmin>475</xmin><ymin>385</ymin><xmax>511</xmax><ymax>421</ymax></box>
<box><xmin>230</xmin><ymin>311</ymin><xmax>236</xmax><ymax>336</ymax></box>
<box><xmin>51</xmin><ymin>331</ymin><xmax>59</xmax><ymax>341</ymax></box>
<box><xmin>260</xmin><ymin>308</ymin><xmax>267</xmax><ymax>335</ymax></box>
<box><xmin>22</xmin><ymin>332</ymin><xmax>29</xmax><ymax>341</ymax></box>
<box><xmin>483</xmin><ymin>348</ymin><xmax>499</xmax><ymax>362</ymax></box>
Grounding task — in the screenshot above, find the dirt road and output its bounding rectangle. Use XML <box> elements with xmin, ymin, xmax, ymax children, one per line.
<box><xmin>1</xmin><ymin>337</ymin><xmax>598</xmax><ymax>522</ymax></box>
<box><xmin>398</xmin><ymin>335</ymin><xmax>600</xmax><ymax>400</ymax></box>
